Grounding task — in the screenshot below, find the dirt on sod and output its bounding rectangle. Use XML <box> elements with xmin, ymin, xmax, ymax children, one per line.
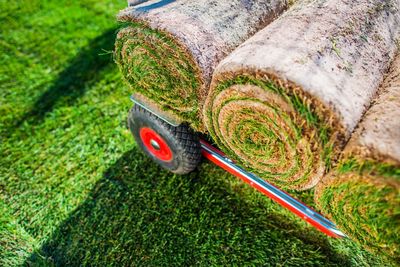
<box><xmin>315</xmin><ymin>54</ymin><xmax>400</xmax><ymax>263</ymax></box>
<box><xmin>204</xmin><ymin>0</ymin><xmax>400</xmax><ymax>190</ymax></box>
<box><xmin>0</xmin><ymin>0</ymin><xmax>396</xmax><ymax>266</ymax></box>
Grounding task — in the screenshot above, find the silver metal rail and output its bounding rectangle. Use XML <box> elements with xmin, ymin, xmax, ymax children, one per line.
<box><xmin>200</xmin><ymin>140</ymin><xmax>347</xmax><ymax>238</ymax></box>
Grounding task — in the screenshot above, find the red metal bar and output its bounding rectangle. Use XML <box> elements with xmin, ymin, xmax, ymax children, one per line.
<box><xmin>200</xmin><ymin>140</ymin><xmax>345</xmax><ymax>238</ymax></box>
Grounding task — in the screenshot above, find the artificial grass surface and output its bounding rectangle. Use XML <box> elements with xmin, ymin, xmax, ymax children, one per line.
<box><xmin>0</xmin><ymin>0</ymin><xmax>394</xmax><ymax>266</ymax></box>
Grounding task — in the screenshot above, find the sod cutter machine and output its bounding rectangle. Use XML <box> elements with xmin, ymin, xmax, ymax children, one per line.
<box><xmin>128</xmin><ymin>95</ymin><xmax>347</xmax><ymax>238</ymax></box>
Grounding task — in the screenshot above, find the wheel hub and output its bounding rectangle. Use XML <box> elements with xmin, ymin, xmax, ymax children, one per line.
<box><xmin>139</xmin><ymin>127</ymin><xmax>173</xmax><ymax>161</ymax></box>
<box><xmin>150</xmin><ymin>139</ymin><xmax>160</xmax><ymax>150</ymax></box>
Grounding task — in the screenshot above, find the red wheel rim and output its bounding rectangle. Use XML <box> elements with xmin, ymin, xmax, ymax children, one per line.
<box><xmin>139</xmin><ymin>127</ymin><xmax>173</xmax><ymax>161</ymax></box>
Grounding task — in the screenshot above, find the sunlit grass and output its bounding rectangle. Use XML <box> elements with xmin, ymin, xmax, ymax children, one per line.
<box><xmin>0</xmin><ymin>1</ymin><xmax>392</xmax><ymax>266</ymax></box>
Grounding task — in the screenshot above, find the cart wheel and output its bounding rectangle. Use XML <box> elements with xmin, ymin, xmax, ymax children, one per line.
<box><xmin>128</xmin><ymin>105</ymin><xmax>202</xmax><ymax>174</ymax></box>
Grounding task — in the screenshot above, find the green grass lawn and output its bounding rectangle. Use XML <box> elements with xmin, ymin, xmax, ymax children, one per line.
<box><xmin>0</xmin><ymin>1</ymin><xmax>394</xmax><ymax>266</ymax></box>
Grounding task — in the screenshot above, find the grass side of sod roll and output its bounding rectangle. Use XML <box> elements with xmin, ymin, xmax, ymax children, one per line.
<box><xmin>205</xmin><ymin>73</ymin><xmax>339</xmax><ymax>190</ymax></box>
<box><xmin>115</xmin><ymin>22</ymin><xmax>203</xmax><ymax>130</ymax></box>
<box><xmin>0</xmin><ymin>0</ymin><xmax>396</xmax><ymax>266</ymax></box>
<box><xmin>316</xmin><ymin>158</ymin><xmax>400</xmax><ymax>263</ymax></box>
<box><xmin>315</xmin><ymin>53</ymin><xmax>400</xmax><ymax>264</ymax></box>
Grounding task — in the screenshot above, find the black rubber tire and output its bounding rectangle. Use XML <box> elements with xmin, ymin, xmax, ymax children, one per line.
<box><xmin>127</xmin><ymin>105</ymin><xmax>202</xmax><ymax>174</ymax></box>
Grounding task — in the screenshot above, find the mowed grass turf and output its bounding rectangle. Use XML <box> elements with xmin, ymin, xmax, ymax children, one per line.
<box><xmin>0</xmin><ymin>1</ymin><xmax>394</xmax><ymax>266</ymax></box>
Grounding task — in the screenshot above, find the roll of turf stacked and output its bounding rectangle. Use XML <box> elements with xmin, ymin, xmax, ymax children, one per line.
<box><xmin>315</xmin><ymin>54</ymin><xmax>400</xmax><ymax>262</ymax></box>
<box><xmin>204</xmin><ymin>0</ymin><xmax>400</xmax><ymax>190</ymax></box>
<box><xmin>115</xmin><ymin>0</ymin><xmax>288</xmax><ymax>131</ymax></box>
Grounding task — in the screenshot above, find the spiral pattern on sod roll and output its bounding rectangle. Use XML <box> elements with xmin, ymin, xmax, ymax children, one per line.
<box><xmin>115</xmin><ymin>23</ymin><xmax>203</xmax><ymax>129</ymax></box>
<box><xmin>315</xmin><ymin>160</ymin><xmax>400</xmax><ymax>261</ymax></box>
<box><xmin>205</xmin><ymin>74</ymin><xmax>341</xmax><ymax>190</ymax></box>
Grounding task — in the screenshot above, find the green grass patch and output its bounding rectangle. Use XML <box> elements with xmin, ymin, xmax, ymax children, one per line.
<box><xmin>0</xmin><ymin>1</ymin><xmax>393</xmax><ymax>265</ymax></box>
<box><xmin>0</xmin><ymin>199</ymin><xmax>37</xmax><ymax>266</ymax></box>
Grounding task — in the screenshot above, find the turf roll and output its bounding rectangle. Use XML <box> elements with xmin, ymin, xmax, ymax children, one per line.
<box><xmin>204</xmin><ymin>0</ymin><xmax>400</xmax><ymax>190</ymax></box>
<box><xmin>315</xmin><ymin>54</ymin><xmax>400</xmax><ymax>261</ymax></box>
<box><xmin>115</xmin><ymin>0</ymin><xmax>288</xmax><ymax>131</ymax></box>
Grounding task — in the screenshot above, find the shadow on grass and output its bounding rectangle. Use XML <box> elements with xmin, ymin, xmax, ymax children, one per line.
<box><xmin>26</xmin><ymin>148</ymin><xmax>351</xmax><ymax>266</ymax></box>
<box><xmin>8</xmin><ymin>27</ymin><xmax>118</xmax><ymax>136</ymax></box>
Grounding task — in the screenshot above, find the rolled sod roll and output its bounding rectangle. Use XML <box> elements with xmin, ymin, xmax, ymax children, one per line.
<box><xmin>315</xmin><ymin>54</ymin><xmax>400</xmax><ymax>261</ymax></box>
<box><xmin>115</xmin><ymin>0</ymin><xmax>288</xmax><ymax>130</ymax></box>
<box><xmin>204</xmin><ymin>0</ymin><xmax>400</xmax><ymax>190</ymax></box>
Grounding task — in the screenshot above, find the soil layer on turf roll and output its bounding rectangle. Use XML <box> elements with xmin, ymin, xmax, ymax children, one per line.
<box><xmin>115</xmin><ymin>0</ymin><xmax>288</xmax><ymax>131</ymax></box>
<box><xmin>315</xmin><ymin>54</ymin><xmax>400</xmax><ymax>262</ymax></box>
<box><xmin>204</xmin><ymin>0</ymin><xmax>400</xmax><ymax>190</ymax></box>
